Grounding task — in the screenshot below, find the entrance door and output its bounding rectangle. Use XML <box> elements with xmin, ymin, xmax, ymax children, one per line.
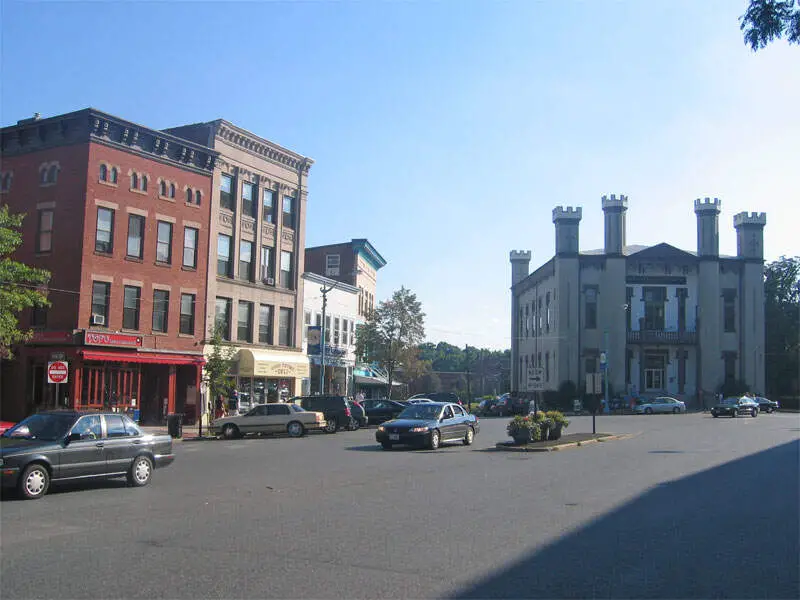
<box><xmin>644</xmin><ymin>354</ymin><xmax>665</xmax><ymax>392</ymax></box>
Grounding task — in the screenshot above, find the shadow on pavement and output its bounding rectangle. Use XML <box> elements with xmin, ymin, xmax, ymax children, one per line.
<box><xmin>449</xmin><ymin>439</ymin><xmax>799</xmax><ymax>600</ymax></box>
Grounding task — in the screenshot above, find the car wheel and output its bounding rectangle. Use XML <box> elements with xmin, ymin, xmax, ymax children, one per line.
<box><xmin>223</xmin><ymin>424</ymin><xmax>240</xmax><ymax>439</ymax></box>
<box><xmin>731</xmin><ymin>411</ymin><xmax>737</xmax><ymax>418</ymax></box>
<box><xmin>19</xmin><ymin>463</ymin><xmax>50</xmax><ymax>500</ymax></box>
<box><xmin>127</xmin><ymin>455</ymin><xmax>153</xmax><ymax>487</ymax></box>
<box><xmin>673</xmin><ymin>407</ymin><xmax>680</xmax><ymax>414</ymax></box>
<box><xmin>428</xmin><ymin>429</ymin><xmax>440</xmax><ymax>450</ymax></box>
<box><xmin>381</xmin><ymin>442</ymin><xmax>392</xmax><ymax>450</ymax></box>
<box><xmin>463</xmin><ymin>427</ymin><xmax>474</xmax><ymax>446</ymax></box>
<box><xmin>752</xmin><ymin>409</ymin><xmax>757</xmax><ymax>418</ymax></box>
<box><xmin>645</xmin><ymin>407</ymin><xmax>653</xmax><ymax>415</ymax></box>
<box><xmin>324</xmin><ymin>417</ymin><xmax>338</xmax><ymax>434</ymax></box>
<box><xmin>286</xmin><ymin>421</ymin><xmax>305</xmax><ymax>437</ymax></box>
<box><xmin>349</xmin><ymin>418</ymin><xmax>360</xmax><ymax>431</ymax></box>
<box><xmin>712</xmin><ymin>413</ymin><xmax>718</xmax><ymax>418</ymax></box>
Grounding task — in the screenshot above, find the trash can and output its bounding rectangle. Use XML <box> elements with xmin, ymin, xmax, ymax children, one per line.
<box><xmin>132</xmin><ymin>409</ymin><xmax>141</xmax><ymax>423</ymax></box>
<box><xmin>167</xmin><ymin>413</ymin><xmax>183</xmax><ymax>438</ymax></box>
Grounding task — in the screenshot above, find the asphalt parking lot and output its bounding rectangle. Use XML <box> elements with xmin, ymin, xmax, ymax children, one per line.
<box><xmin>2</xmin><ymin>411</ymin><xmax>798</xmax><ymax>599</ymax></box>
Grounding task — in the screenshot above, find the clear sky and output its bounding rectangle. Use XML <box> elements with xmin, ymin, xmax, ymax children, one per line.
<box><xmin>2</xmin><ymin>0</ymin><xmax>797</xmax><ymax>350</ymax></box>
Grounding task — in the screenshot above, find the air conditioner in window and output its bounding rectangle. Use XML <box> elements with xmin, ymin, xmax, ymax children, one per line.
<box><xmin>91</xmin><ymin>314</ymin><xmax>105</xmax><ymax>326</ymax></box>
<box><xmin>263</xmin><ymin>277</ymin><xmax>275</xmax><ymax>286</ymax></box>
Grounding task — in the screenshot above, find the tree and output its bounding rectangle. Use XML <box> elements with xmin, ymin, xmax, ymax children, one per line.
<box><xmin>202</xmin><ymin>324</ymin><xmax>237</xmax><ymax>417</ymax></box>
<box><xmin>764</xmin><ymin>256</ymin><xmax>800</xmax><ymax>399</ymax></box>
<box><xmin>355</xmin><ymin>286</ymin><xmax>425</xmax><ymax>395</ymax></box>
<box><xmin>740</xmin><ymin>0</ymin><xmax>799</xmax><ymax>50</ymax></box>
<box><xmin>0</xmin><ymin>206</ymin><xmax>50</xmax><ymax>359</ymax></box>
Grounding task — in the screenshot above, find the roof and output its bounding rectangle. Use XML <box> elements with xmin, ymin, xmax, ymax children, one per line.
<box><xmin>580</xmin><ymin>243</ymin><xmax>737</xmax><ymax>260</ymax></box>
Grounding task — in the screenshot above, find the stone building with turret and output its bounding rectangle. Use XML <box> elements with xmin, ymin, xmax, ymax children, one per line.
<box><xmin>509</xmin><ymin>195</ymin><xmax>766</xmax><ymax>407</ymax></box>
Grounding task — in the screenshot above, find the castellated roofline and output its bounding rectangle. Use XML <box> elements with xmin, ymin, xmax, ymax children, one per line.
<box><xmin>694</xmin><ymin>197</ymin><xmax>722</xmax><ymax>214</ymax></box>
<box><xmin>601</xmin><ymin>194</ymin><xmax>629</xmax><ymax>210</ymax></box>
<box><xmin>510</xmin><ymin>250</ymin><xmax>532</xmax><ymax>262</ymax></box>
<box><xmin>552</xmin><ymin>206</ymin><xmax>582</xmax><ymax>223</ymax></box>
<box><xmin>733</xmin><ymin>211</ymin><xmax>767</xmax><ymax>227</ymax></box>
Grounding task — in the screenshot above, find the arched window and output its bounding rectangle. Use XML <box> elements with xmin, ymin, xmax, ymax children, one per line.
<box><xmin>99</xmin><ymin>164</ymin><xmax>108</xmax><ymax>181</ymax></box>
<box><xmin>169</xmin><ymin>183</ymin><xmax>175</xmax><ymax>198</ymax></box>
<box><xmin>110</xmin><ymin>167</ymin><xmax>118</xmax><ymax>184</ymax></box>
<box><xmin>160</xmin><ymin>180</ymin><xmax>167</xmax><ymax>196</ymax></box>
<box><xmin>195</xmin><ymin>190</ymin><xmax>201</xmax><ymax>205</ymax></box>
<box><xmin>141</xmin><ymin>175</ymin><xmax>148</xmax><ymax>191</ymax></box>
<box><xmin>40</xmin><ymin>168</ymin><xmax>48</xmax><ymax>184</ymax></box>
<box><xmin>132</xmin><ymin>172</ymin><xmax>139</xmax><ymax>189</ymax></box>
<box><xmin>47</xmin><ymin>165</ymin><xmax>58</xmax><ymax>183</ymax></box>
<box><xmin>186</xmin><ymin>188</ymin><xmax>192</xmax><ymax>203</ymax></box>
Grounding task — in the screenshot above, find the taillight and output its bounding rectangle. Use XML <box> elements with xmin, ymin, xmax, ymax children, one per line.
<box><xmin>345</xmin><ymin>406</ymin><xmax>351</xmax><ymax>417</ymax></box>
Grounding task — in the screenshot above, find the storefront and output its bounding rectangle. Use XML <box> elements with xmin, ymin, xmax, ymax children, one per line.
<box><xmin>309</xmin><ymin>346</ymin><xmax>354</xmax><ymax>396</ymax></box>
<box><xmin>224</xmin><ymin>349</ymin><xmax>311</xmax><ymax>410</ymax></box>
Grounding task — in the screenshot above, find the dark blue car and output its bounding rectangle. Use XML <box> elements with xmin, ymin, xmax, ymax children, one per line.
<box><xmin>375</xmin><ymin>402</ymin><xmax>479</xmax><ymax>450</ymax></box>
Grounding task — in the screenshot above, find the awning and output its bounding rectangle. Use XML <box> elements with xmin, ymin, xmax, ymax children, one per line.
<box><xmin>237</xmin><ymin>349</ymin><xmax>310</xmax><ymax>378</ymax></box>
<box><xmin>79</xmin><ymin>350</ymin><xmax>205</xmax><ymax>366</ymax></box>
<box><xmin>354</xmin><ymin>375</ymin><xmax>403</xmax><ymax>387</ymax></box>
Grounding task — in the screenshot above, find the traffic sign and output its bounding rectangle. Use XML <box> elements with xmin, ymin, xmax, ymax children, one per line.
<box><xmin>527</xmin><ymin>367</ymin><xmax>545</xmax><ymax>390</ymax></box>
<box><xmin>585</xmin><ymin>373</ymin><xmax>602</xmax><ymax>395</ymax></box>
<box><xmin>47</xmin><ymin>361</ymin><xmax>69</xmax><ymax>384</ymax></box>
<box><xmin>600</xmin><ymin>352</ymin><xmax>608</xmax><ymax>370</ymax></box>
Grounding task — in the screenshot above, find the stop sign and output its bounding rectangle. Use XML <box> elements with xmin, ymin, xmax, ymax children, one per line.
<box><xmin>47</xmin><ymin>361</ymin><xmax>69</xmax><ymax>384</ymax></box>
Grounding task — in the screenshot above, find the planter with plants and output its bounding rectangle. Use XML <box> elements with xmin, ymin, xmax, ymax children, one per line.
<box><xmin>507</xmin><ymin>415</ymin><xmax>541</xmax><ymax>445</ymax></box>
<box><xmin>544</xmin><ymin>410</ymin><xmax>570</xmax><ymax>440</ymax></box>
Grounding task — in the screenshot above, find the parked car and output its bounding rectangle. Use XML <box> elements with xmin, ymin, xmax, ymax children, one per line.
<box><xmin>360</xmin><ymin>399</ymin><xmax>406</xmax><ymax>425</ymax></box>
<box><xmin>1</xmin><ymin>410</ymin><xmax>174</xmax><ymax>500</ymax></box>
<box><xmin>490</xmin><ymin>395</ymin><xmax>512</xmax><ymax>416</ymax></box>
<box><xmin>405</xmin><ymin>398</ymin><xmax>435</xmax><ymax>405</ymax></box>
<box><xmin>409</xmin><ymin>392</ymin><xmax>462</xmax><ymax>405</ymax></box>
<box><xmin>210</xmin><ymin>403</ymin><xmax>326</xmax><ymax>439</ymax></box>
<box><xmin>634</xmin><ymin>397</ymin><xmax>687</xmax><ymax>414</ymax></box>
<box><xmin>475</xmin><ymin>398</ymin><xmax>498</xmax><ymax>416</ymax></box>
<box><xmin>509</xmin><ymin>395</ymin><xmax>530</xmax><ymax>415</ymax></box>
<box><xmin>375</xmin><ymin>402</ymin><xmax>479</xmax><ymax>450</ymax></box>
<box><xmin>711</xmin><ymin>397</ymin><xmax>758</xmax><ymax>418</ymax></box>
<box><xmin>348</xmin><ymin>400</ymin><xmax>369</xmax><ymax>430</ymax></box>
<box><xmin>753</xmin><ymin>396</ymin><xmax>779</xmax><ymax>413</ymax></box>
<box><xmin>297</xmin><ymin>396</ymin><xmax>355</xmax><ymax>433</ymax></box>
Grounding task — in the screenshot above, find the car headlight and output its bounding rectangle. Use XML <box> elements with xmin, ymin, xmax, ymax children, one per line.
<box><xmin>409</xmin><ymin>426</ymin><xmax>429</xmax><ymax>433</ymax></box>
<box><xmin>377</xmin><ymin>426</ymin><xmax>385</xmax><ymax>432</ymax></box>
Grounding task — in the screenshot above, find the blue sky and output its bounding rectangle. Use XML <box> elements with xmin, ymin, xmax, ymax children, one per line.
<box><xmin>2</xmin><ymin>0</ymin><xmax>797</xmax><ymax>350</ymax></box>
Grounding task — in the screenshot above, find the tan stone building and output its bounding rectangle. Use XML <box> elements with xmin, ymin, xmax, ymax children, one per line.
<box><xmin>510</xmin><ymin>195</ymin><xmax>766</xmax><ymax>408</ymax></box>
<box><xmin>167</xmin><ymin>121</ymin><xmax>313</xmax><ymax>411</ymax></box>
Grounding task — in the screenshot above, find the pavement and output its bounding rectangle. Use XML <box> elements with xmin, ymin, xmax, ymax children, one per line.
<box><xmin>2</xmin><ymin>411</ymin><xmax>798</xmax><ymax>599</ymax></box>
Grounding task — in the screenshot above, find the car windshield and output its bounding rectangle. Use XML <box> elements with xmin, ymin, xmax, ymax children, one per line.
<box><xmin>397</xmin><ymin>405</ymin><xmax>442</xmax><ymax>421</ymax></box>
<box><xmin>3</xmin><ymin>413</ymin><xmax>76</xmax><ymax>441</ymax></box>
<box><xmin>721</xmin><ymin>398</ymin><xmax>738</xmax><ymax>405</ymax></box>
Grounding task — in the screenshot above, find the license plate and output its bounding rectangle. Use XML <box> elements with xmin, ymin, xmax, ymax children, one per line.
<box><xmin>389</xmin><ymin>434</ymin><xmax>400</xmax><ymax>441</ymax></box>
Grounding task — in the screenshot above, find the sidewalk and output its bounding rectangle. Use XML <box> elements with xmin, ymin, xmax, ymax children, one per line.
<box><xmin>139</xmin><ymin>424</ymin><xmax>217</xmax><ymax>442</ymax></box>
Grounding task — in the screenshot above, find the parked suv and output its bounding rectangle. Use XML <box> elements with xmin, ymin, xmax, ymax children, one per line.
<box><xmin>297</xmin><ymin>396</ymin><xmax>354</xmax><ymax>433</ymax></box>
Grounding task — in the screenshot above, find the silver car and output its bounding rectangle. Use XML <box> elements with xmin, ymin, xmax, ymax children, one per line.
<box><xmin>634</xmin><ymin>396</ymin><xmax>687</xmax><ymax>414</ymax></box>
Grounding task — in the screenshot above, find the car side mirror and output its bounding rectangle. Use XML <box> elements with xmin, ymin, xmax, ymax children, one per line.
<box><xmin>66</xmin><ymin>432</ymin><xmax>82</xmax><ymax>443</ymax></box>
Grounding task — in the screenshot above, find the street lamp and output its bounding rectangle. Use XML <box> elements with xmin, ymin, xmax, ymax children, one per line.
<box><xmin>319</xmin><ymin>281</ymin><xmax>338</xmax><ymax>395</ymax></box>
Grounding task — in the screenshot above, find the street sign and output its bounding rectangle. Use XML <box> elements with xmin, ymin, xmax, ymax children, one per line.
<box><xmin>527</xmin><ymin>367</ymin><xmax>544</xmax><ymax>390</ymax></box>
<box><xmin>50</xmin><ymin>352</ymin><xmax>66</xmax><ymax>361</ymax></box>
<box><xmin>585</xmin><ymin>373</ymin><xmax>602</xmax><ymax>395</ymax></box>
<box><xmin>47</xmin><ymin>361</ymin><xmax>69</xmax><ymax>384</ymax></box>
<box><xmin>599</xmin><ymin>352</ymin><xmax>608</xmax><ymax>370</ymax></box>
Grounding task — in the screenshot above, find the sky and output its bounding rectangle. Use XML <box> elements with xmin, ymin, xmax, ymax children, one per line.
<box><xmin>1</xmin><ymin>0</ymin><xmax>797</xmax><ymax>350</ymax></box>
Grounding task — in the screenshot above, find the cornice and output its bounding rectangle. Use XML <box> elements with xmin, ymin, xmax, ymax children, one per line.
<box><xmin>301</xmin><ymin>271</ymin><xmax>359</xmax><ymax>294</ymax></box>
<box><xmin>214</xmin><ymin>121</ymin><xmax>313</xmax><ymax>175</ymax></box>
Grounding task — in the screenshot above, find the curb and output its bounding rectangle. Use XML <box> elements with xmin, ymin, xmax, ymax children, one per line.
<box><xmin>494</xmin><ymin>433</ymin><xmax>637</xmax><ymax>453</ymax></box>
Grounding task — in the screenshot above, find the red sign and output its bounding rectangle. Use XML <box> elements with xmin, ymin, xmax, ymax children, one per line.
<box><xmin>84</xmin><ymin>332</ymin><xmax>142</xmax><ymax>347</ymax></box>
<box><xmin>47</xmin><ymin>361</ymin><xmax>69</xmax><ymax>384</ymax></box>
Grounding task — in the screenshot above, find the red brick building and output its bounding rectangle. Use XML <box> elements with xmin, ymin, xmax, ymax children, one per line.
<box><xmin>0</xmin><ymin>109</ymin><xmax>218</xmax><ymax>423</ymax></box>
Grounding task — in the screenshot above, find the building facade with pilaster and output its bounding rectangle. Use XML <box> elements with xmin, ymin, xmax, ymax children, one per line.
<box><xmin>509</xmin><ymin>195</ymin><xmax>766</xmax><ymax>407</ymax></box>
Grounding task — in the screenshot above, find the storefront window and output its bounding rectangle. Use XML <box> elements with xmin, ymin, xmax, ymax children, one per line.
<box><xmin>253</xmin><ymin>378</ymin><xmax>267</xmax><ymax>404</ymax></box>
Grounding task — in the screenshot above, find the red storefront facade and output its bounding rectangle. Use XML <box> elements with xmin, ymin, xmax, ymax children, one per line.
<box><xmin>0</xmin><ymin>109</ymin><xmax>217</xmax><ymax>423</ymax></box>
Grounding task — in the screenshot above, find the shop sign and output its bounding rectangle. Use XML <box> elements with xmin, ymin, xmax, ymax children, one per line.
<box><xmin>30</xmin><ymin>330</ymin><xmax>74</xmax><ymax>344</ymax></box>
<box><xmin>84</xmin><ymin>331</ymin><xmax>143</xmax><ymax>347</ymax></box>
<box><xmin>253</xmin><ymin>360</ymin><xmax>310</xmax><ymax>379</ymax></box>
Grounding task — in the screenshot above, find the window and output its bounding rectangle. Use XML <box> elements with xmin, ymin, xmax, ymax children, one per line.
<box><xmin>73</xmin><ymin>415</ymin><xmax>102</xmax><ymax>440</ymax></box>
<box><xmin>215</xmin><ymin>297</ymin><xmax>232</xmax><ymax>340</ymax></box>
<box><xmin>91</xmin><ymin>281</ymin><xmax>110</xmax><ymax>325</ymax></box>
<box><xmin>334</xmin><ymin>317</ymin><xmax>340</xmax><ymax>345</ymax></box>
<box><xmin>625</xmin><ymin>349</ymin><xmax>633</xmax><ymax>385</ymax></box>
<box><xmin>31</xmin><ymin>305</ymin><xmax>47</xmax><ymax>328</ymax></box>
<box><xmin>195</xmin><ymin>190</ymin><xmax>201</xmax><ymax>205</ymax></box>
<box><xmin>179</xmin><ymin>293</ymin><xmax>195</xmax><ymax>335</ymax></box>
<box><xmin>282</xmin><ymin>195</ymin><xmax>295</xmax><ymax>229</ymax></box>
<box><xmin>278</xmin><ymin>307</ymin><xmax>293</xmax><ymax>346</ymax></box>
<box><xmin>36</xmin><ymin>209</ymin><xmax>53</xmax><ymax>252</ymax></box>
<box><xmin>546</xmin><ymin>292</ymin><xmax>551</xmax><ymax>333</ymax></box>
<box><xmin>1</xmin><ymin>172</ymin><xmax>13</xmax><ymax>192</ymax></box>
<box><xmin>238</xmin><ymin>301</ymin><xmax>253</xmax><ymax>342</ymax></box>
<box><xmin>350</xmin><ymin>320</ymin><xmax>355</xmax><ymax>346</ymax></box>
<box><xmin>169</xmin><ymin>183</ymin><xmax>175</xmax><ymax>198</ymax></box>
<box><xmin>186</xmin><ymin>188</ymin><xmax>193</xmax><ymax>203</ymax></box>
<box><xmin>626</xmin><ymin>287</ymin><xmax>633</xmax><ymax>331</ymax></box>
<box><xmin>217</xmin><ymin>234</ymin><xmax>232</xmax><ymax>277</ymax></box>
<box><xmin>239</xmin><ymin>240</ymin><xmax>254</xmax><ymax>281</ymax></box>
<box><xmin>585</xmin><ymin>288</ymin><xmax>598</xmax><ymax>329</ymax></box>
<box><xmin>95</xmin><ymin>207</ymin><xmax>114</xmax><ymax>253</ymax></box>
<box><xmin>156</xmin><ymin>221</ymin><xmax>173</xmax><ymax>263</ymax></box>
<box><xmin>644</xmin><ymin>354</ymin><xmax>665</xmax><ymax>390</ymax></box>
<box><xmin>183</xmin><ymin>227</ymin><xmax>198</xmax><ymax>269</ymax></box>
<box><xmin>220</xmin><ymin>174</ymin><xmax>233</xmax><ymax>210</ymax></box>
<box><xmin>643</xmin><ymin>287</ymin><xmax>666</xmax><ymax>330</ymax></box>
<box><xmin>242</xmin><ymin>182</ymin><xmax>256</xmax><ymax>218</ymax></box>
<box><xmin>677</xmin><ymin>288</ymin><xmax>687</xmax><ymax>332</ymax></box>
<box><xmin>585</xmin><ymin>357</ymin><xmax>596</xmax><ymax>374</ymax></box>
<box><xmin>326</xmin><ymin>254</ymin><xmax>340</xmax><ymax>276</ymax></box>
<box><xmin>105</xmin><ymin>415</ymin><xmax>132</xmax><ymax>438</ymax></box>
<box><xmin>262</xmin><ymin>189</ymin><xmax>274</xmax><ymax>223</ymax></box>
<box><xmin>127</xmin><ymin>215</ymin><xmax>144</xmax><ymax>259</ymax></box>
<box><xmin>342</xmin><ymin>318</ymin><xmax>349</xmax><ymax>345</ymax></box>
<box><xmin>280</xmin><ymin>250</ymin><xmax>293</xmax><ymax>289</ymax></box>
<box><xmin>110</xmin><ymin>167</ymin><xmax>118</xmax><ymax>184</ymax></box>
<box><xmin>304</xmin><ymin>310</ymin><xmax>311</xmax><ymax>342</ymax></box>
<box><xmin>545</xmin><ymin>352</ymin><xmax>550</xmax><ymax>381</ymax></box>
<box><xmin>268</xmin><ymin>404</ymin><xmax>290</xmax><ymax>416</ymax></box>
<box><xmin>141</xmin><ymin>175</ymin><xmax>148</xmax><ymax>192</ymax></box>
<box><xmin>723</xmin><ymin>351</ymin><xmax>737</xmax><ymax>384</ymax></box>
<box><xmin>152</xmin><ymin>290</ymin><xmax>169</xmax><ymax>333</ymax></box>
<box><xmin>122</xmin><ymin>286</ymin><xmax>141</xmax><ymax>330</ymax></box>
<box><xmin>723</xmin><ymin>290</ymin><xmax>736</xmax><ymax>333</ymax></box>
<box><xmin>100</xmin><ymin>164</ymin><xmax>107</xmax><ymax>181</ymax></box>
<box><xmin>41</xmin><ymin>165</ymin><xmax>58</xmax><ymax>184</ymax></box>
<box><xmin>160</xmin><ymin>180</ymin><xmax>167</xmax><ymax>197</ymax></box>
<box><xmin>259</xmin><ymin>304</ymin><xmax>273</xmax><ymax>344</ymax></box>
<box><xmin>260</xmin><ymin>246</ymin><xmax>273</xmax><ymax>283</ymax></box>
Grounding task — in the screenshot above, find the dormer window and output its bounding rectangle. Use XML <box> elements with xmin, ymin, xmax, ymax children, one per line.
<box><xmin>39</xmin><ymin>163</ymin><xmax>59</xmax><ymax>185</ymax></box>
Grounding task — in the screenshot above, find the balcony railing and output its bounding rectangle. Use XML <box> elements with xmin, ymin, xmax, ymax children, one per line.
<box><xmin>627</xmin><ymin>329</ymin><xmax>697</xmax><ymax>345</ymax></box>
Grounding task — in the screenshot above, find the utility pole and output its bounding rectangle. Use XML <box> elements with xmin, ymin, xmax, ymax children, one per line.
<box><xmin>319</xmin><ymin>281</ymin><xmax>338</xmax><ymax>395</ymax></box>
<box><xmin>602</xmin><ymin>329</ymin><xmax>609</xmax><ymax>414</ymax></box>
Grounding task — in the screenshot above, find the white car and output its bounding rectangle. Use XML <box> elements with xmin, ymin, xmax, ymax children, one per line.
<box><xmin>634</xmin><ymin>396</ymin><xmax>686</xmax><ymax>415</ymax></box>
<box><xmin>211</xmin><ymin>403</ymin><xmax>326</xmax><ymax>439</ymax></box>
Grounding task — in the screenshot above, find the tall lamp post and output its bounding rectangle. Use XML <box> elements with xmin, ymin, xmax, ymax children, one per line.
<box><xmin>319</xmin><ymin>281</ymin><xmax>338</xmax><ymax>395</ymax></box>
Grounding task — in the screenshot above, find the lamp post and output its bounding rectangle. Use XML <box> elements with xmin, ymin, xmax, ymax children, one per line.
<box><xmin>319</xmin><ymin>281</ymin><xmax>338</xmax><ymax>395</ymax></box>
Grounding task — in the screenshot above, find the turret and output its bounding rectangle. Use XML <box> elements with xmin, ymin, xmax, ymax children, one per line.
<box><xmin>601</xmin><ymin>194</ymin><xmax>628</xmax><ymax>255</ymax></box>
<box><xmin>694</xmin><ymin>197</ymin><xmax>721</xmax><ymax>258</ymax></box>
<box><xmin>552</xmin><ymin>206</ymin><xmax>582</xmax><ymax>257</ymax></box>
<box><xmin>733</xmin><ymin>212</ymin><xmax>767</xmax><ymax>260</ymax></box>
<box><xmin>510</xmin><ymin>250</ymin><xmax>532</xmax><ymax>286</ymax></box>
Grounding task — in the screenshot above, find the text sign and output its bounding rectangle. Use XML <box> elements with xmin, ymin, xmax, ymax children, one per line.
<box><xmin>84</xmin><ymin>332</ymin><xmax>142</xmax><ymax>347</ymax></box>
<box><xmin>47</xmin><ymin>361</ymin><xmax>69</xmax><ymax>384</ymax></box>
<box><xmin>527</xmin><ymin>367</ymin><xmax>545</xmax><ymax>390</ymax></box>
<box><xmin>585</xmin><ymin>373</ymin><xmax>602</xmax><ymax>395</ymax></box>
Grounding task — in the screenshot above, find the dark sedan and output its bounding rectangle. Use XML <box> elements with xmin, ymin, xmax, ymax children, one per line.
<box><xmin>1</xmin><ymin>410</ymin><xmax>175</xmax><ymax>499</ymax></box>
<box><xmin>360</xmin><ymin>399</ymin><xmax>406</xmax><ymax>425</ymax></box>
<box><xmin>711</xmin><ymin>397</ymin><xmax>758</xmax><ymax>418</ymax></box>
<box><xmin>753</xmin><ymin>396</ymin><xmax>779</xmax><ymax>413</ymax></box>
<box><xmin>375</xmin><ymin>402</ymin><xmax>479</xmax><ymax>450</ymax></box>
